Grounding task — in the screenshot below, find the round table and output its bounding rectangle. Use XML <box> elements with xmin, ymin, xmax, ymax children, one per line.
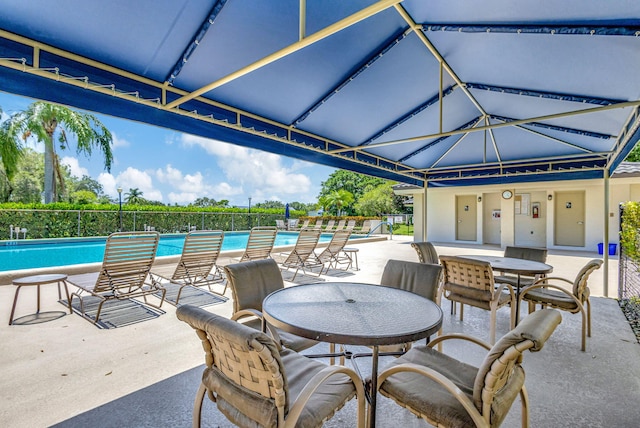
<box><xmin>9</xmin><ymin>274</ymin><xmax>72</xmax><ymax>325</ymax></box>
<box><xmin>263</xmin><ymin>282</ymin><xmax>443</xmax><ymax>427</ymax></box>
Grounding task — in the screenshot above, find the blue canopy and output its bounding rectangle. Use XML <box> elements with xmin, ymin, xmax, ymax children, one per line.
<box><xmin>0</xmin><ymin>0</ymin><xmax>638</xmax><ymax>187</ymax></box>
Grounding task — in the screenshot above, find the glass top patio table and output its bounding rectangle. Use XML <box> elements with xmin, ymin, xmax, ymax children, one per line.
<box><xmin>262</xmin><ymin>282</ymin><xmax>443</xmax><ymax>427</ymax></box>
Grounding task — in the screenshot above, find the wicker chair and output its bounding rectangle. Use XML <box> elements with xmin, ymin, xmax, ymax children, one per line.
<box><xmin>224</xmin><ymin>259</ymin><xmax>318</xmax><ymax>352</ymax></box>
<box><xmin>410</xmin><ymin>241</ymin><xmax>439</xmax><ymax>264</ymax></box>
<box><xmin>378</xmin><ymin>309</ymin><xmax>562</xmax><ymax>428</ymax></box>
<box><xmin>494</xmin><ymin>246</ymin><xmax>548</xmax><ymax>288</ymax></box>
<box><xmin>519</xmin><ymin>258</ymin><xmax>603</xmax><ymax>351</ymax></box>
<box><xmin>440</xmin><ymin>255</ymin><xmax>516</xmax><ymax>344</ymax></box>
<box><xmin>176</xmin><ymin>305</ymin><xmax>365</xmax><ymax>428</ymax></box>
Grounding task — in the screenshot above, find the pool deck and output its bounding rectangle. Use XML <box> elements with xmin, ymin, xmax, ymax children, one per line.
<box><xmin>1</xmin><ymin>236</ymin><xmax>639</xmax><ymax>427</ymax></box>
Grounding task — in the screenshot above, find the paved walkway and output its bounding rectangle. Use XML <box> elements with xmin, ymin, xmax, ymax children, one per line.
<box><xmin>1</xmin><ymin>236</ymin><xmax>639</xmax><ymax>427</ymax></box>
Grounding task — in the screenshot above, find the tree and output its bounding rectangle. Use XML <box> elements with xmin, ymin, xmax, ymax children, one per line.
<box><xmin>125</xmin><ymin>188</ymin><xmax>144</xmax><ymax>204</ymax></box>
<box><xmin>318</xmin><ymin>170</ymin><xmax>387</xmax><ymax>215</ymax></box>
<box><xmin>255</xmin><ymin>200</ymin><xmax>285</xmax><ymax>209</ymax></box>
<box><xmin>0</xmin><ymin>101</ymin><xmax>113</xmax><ymax>203</ymax></box>
<box><xmin>354</xmin><ymin>183</ymin><xmax>398</xmax><ymax>216</ymax></box>
<box><xmin>625</xmin><ymin>143</ymin><xmax>640</xmax><ymax>162</ymax></box>
<box><xmin>321</xmin><ymin>189</ymin><xmax>354</xmax><ymax>216</ymax></box>
<box><xmin>6</xmin><ymin>148</ymin><xmax>43</xmax><ymax>203</ymax></box>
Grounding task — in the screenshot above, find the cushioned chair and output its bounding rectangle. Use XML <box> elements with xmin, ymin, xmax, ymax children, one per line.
<box><xmin>378</xmin><ymin>309</ymin><xmax>562</xmax><ymax>428</ymax></box>
<box><xmin>224</xmin><ymin>259</ymin><xmax>318</xmax><ymax>352</ymax></box>
<box><xmin>519</xmin><ymin>258</ymin><xmax>603</xmax><ymax>351</ymax></box>
<box><xmin>379</xmin><ymin>259</ymin><xmax>443</xmax><ymax>352</ymax></box>
<box><xmin>440</xmin><ymin>255</ymin><xmax>516</xmax><ymax>344</ymax></box>
<box><xmin>410</xmin><ymin>241</ymin><xmax>439</xmax><ymax>264</ymax></box>
<box><xmin>494</xmin><ymin>246</ymin><xmax>548</xmax><ymax>288</ymax></box>
<box><xmin>176</xmin><ymin>305</ymin><xmax>365</xmax><ymax>428</ymax></box>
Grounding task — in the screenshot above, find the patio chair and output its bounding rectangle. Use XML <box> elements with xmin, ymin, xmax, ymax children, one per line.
<box><xmin>520</xmin><ymin>258</ymin><xmax>603</xmax><ymax>351</ymax></box>
<box><xmin>358</xmin><ymin>219</ymin><xmax>372</xmax><ymax>234</ymax></box>
<box><xmin>298</xmin><ymin>219</ymin><xmax>310</xmax><ymax>229</ymax></box>
<box><xmin>176</xmin><ymin>305</ymin><xmax>365</xmax><ymax>428</ymax></box>
<box><xmin>275</xmin><ymin>219</ymin><xmax>287</xmax><ymax>230</ymax></box>
<box><xmin>287</xmin><ymin>218</ymin><xmax>298</xmax><ymax>230</ymax></box>
<box><xmin>378</xmin><ymin>309</ymin><xmax>562</xmax><ymax>428</ymax></box>
<box><xmin>313</xmin><ymin>219</ymin><xmax>323</xmax><ymax>230</ymax></box>
<box><xmin>494</xmin><ymin>246</ymin><xmax>548</xmax><ymax>288</ymax></box>
<box><xmin>313</xmin><ymin>230</ymin><xmax>352</xmax><ymax>274</ymax></box>
<box><xmin>324</xmin><ymin>219</ymin><xmax>336</xmax><ymax>232</ymax></box>
<box><xmin>238</xmin><ymin>226</ymin><xmax>278</xmax><ymax>262</ymax></box>
<box><xmin>410</xmin><ymin>241</ymin><xmax>439</xmax><ymax>264</ymax></box>
<box><xmin>439</xmin><ymin>255</ymin><xmax>516</xmax><ymax>344</ymax></box>
<box><xmin>67</xmin><ymin>231</ymin><xmax>166</xmax><ymax>325</ymax></box>
<box><xmin>224</xmin><ymin>258</ymin><xmax>318</xmax><ymax>352</ymax></box>
<box><xmin>345</xmin><ymin>220</ymin><xmax>356</xmax><ymax>230</ymax></box>
<box><xmin>279</xmin><ymin>228</ymin><xmax>323</xmax><ymax>281</ymax></box>
<box><xmin>334</xmin><ymin>219</ymin><xmax>346</xmax><ymax>231</ymax></box>
<box><xmin>150</xmin><ymin>230</ymin><xmax>226</xmax><ymax>303</ymax></box>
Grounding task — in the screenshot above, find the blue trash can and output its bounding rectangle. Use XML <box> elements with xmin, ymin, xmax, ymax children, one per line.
<box><xmin>598</xmin><ymin>243</ymin><xmax>617</xmax><ymax>255</ymax></box>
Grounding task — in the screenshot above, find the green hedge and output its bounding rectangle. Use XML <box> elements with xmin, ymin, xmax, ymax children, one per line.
<box><xmin>621</xmin><ymin>201</ymin><xmax>640</xmax><ymax>262</ymax></box>
<box><xmin>0</xmin><ymin>203</ymin><xmax>305</xmax><ymax>239</ymax></box>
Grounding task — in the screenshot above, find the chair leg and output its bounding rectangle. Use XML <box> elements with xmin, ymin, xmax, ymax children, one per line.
<box><xmin>459</xmin><ymin>303</ymin><xmax>464</xmax><ymax>321</ymax></box>
<box><xmin>580</xmin><ymin>306</ymin><xmax>587</xmax><ymax>352</ymax></box>
<box><xmin>489</xmin><ymin>308</ymin><xmax>496</xmax><ymax>344</ymax></box>
<box><xmin>586</xmin><ymin>298</ymin><xmax>592</xmax><ymax>337</ymax></box>
<box><xmin>519</xmin><ymin>385</ymin><xmax>530</xmax><ymax>428</ymax></box>
<box><xmin>193</xmin><ymin>383</ymin><xmax>206</xmax><ymax>428</ymax></box>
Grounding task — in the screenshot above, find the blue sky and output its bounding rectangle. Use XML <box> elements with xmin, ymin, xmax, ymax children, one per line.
<box><xmin>0</xmin><ymin>91</ymin><xmax>336</xmax><ymax>206</ymax></box>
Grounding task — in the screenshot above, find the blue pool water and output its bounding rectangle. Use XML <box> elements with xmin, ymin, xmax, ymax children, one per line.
<box><xmin>0</xmin><ymin>231</ymin><xmax>342</xmax><ymax>271</ymax></box>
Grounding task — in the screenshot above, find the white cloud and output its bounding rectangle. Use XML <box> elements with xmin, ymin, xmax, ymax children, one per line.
<box><xmin>111</xmin><ymin>132</ymin><xmax>130</xmax><ymax>148</ymax></box>
<box><xmin>181</xmin><ymin>135</ymin><xmax>312</xmax><ymax>196</ymax></box>
<box><xmin>61</xmin><ymin>156</ymin><xmax>89</xmax><ymax>178</ymax></box>
<box><xmin>155</xmin><ymin>164</ymin><xmax>243</xmax><ymax>204</ymax></box>
<box><xmin>98</xmin><ymin>167</ymin><xmax>163</xmax><ymax>202</ymax></box>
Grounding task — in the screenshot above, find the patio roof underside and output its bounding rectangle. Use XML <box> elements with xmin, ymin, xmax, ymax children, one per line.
<box><xmin>0</xmin><ymin>0</ymin><xmax>639</xmax><ymax>188</ymax></box>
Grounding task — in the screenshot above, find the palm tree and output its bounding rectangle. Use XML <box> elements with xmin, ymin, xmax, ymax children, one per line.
<box><xmin>125</xmin><ymin>188</ymin><xmax>144</xmax><ymax>204</ymax></box>
<box><xmin>0</xmin><ymin>101</ymin><xmax>113</xmax><ymax>203</ymax></box>
<box><xmin>323</xmin><ymin>189</ymin><xmax>354</xmax><ymax>216</ymax></box>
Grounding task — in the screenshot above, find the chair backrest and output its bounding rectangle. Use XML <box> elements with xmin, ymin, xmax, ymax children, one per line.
<box><xmin>313</xmin><ymin>219</ymin><xmax>323</xmax><ymax>229</ymax></box>
<box><xmin>503</xmin><ymin>246</ymin><xmax>547</xmax><ymax>263</ymax></box>
<box><xmin>380</xmin><ymin>259</ymin><xmax>442</xmax><ymax>302</ymax></box>
<box><xmin>224</xmin><ymin>258</ymin><xmax>285</xmax><ymax>314</ymax></box>
<box><xmin>275</xmin><ymin>219</ymin><xmax>286</xmax><ymax>229</ymax></box>
<box><xmin>171</xmin><ymin>230</ymin><xmax>223</xmax><ymax>281</ymax></box>
<box><xmin>572</xmin><ymin>259</ymin><xmax>603</xmax><ymax>300</ymax></box>
<box><xmin>410</xmin><ymin>242</ymin><xmax>439</xmax><ymax>264</ymax></box>
<box><xmin>316</xmin><ymin>230</ymin><xmax>351</xmax><ymax>261</ymax></box>
<box><xmin>176</xmin><ymin>304</ymin><xmax>289</xmax><ymax>427</ymax></box>
<box><xmin>324</xmin><ymin>219</ymin><xmax>335</xmax><ymax>231</ymax></box>
<box><xmin>283</xmin><ymin>229</ymin><xmax>321</xmax><ymax>264</ymax></box>
<box><xmin>334</xmin><ymin>219</ymin><xmax>346</xmax><ymax>231</ymax></box>
<box><xmin>287</xmin><ymin>219</ymin><xmax>299</xmax><ymax>229</ymax></box>
<box><xmin>300</xmin><ymin>219</ymin><xmax>310</xmax><ymax>229</ymax></box>
<box><xmin>359</xmin><ymin>220</ymin><xmax>371</xmax><ymax>233</ymax></box>
<box><xmin>439</xmin><ymin>255</ymin><xmax>495</xmax><ymax>300</ymax></box>
<box><xmin>345</xmin><ymin>220</ymin><xmax>356</xmax><ymax>230</ymax></box>
<box><xmin>240</xmin><ymin>226</ymin><xmax>278</xmax><ymax>261</ymax></box>
<box><xmin>473</xmin><ymin>309</ymin><xmax>562</xmax><ymax>426</ymax></box>
<box><xmin>93</xmin><ymin>231</ymin><xmax>159</xmax><ymax>294</ymax></box>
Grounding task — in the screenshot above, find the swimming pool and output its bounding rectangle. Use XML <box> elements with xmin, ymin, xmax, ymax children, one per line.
<box><xmin>0</xmin><ymin>231</ymin><xmax>342</xmax><ymax>271</ymax></box>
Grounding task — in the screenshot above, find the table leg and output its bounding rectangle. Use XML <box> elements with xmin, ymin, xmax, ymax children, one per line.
<box><xmin>36</xmin><ymin>284</ymin><xmax>41</xmax><ymax>313</ymax></box>
<box><xmin>367</xmin><ymin>345</ymin><xmax>379</xmax><ymax>428</ymax></box>
<box><xmin>9</xmin><ymin>286</ymin><xmax>22</xmax><ymax>325</ymax></box>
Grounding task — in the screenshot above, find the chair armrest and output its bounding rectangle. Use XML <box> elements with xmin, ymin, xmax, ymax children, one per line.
<box><xmin>285</xmin><ymin>365</ymin><xmax>366</xmax><ymax>428</ymax></box>
<box><xmin>427</xmin><ymin>333</ymin><xmax>492</xmax><ymax>352</ymax></box>
<box><xmin>493</xmin><ymin>282</ymin><xmax>515</xmax><ymax>301</ymax></box>
<box><xmin>531</xmin><ymin>276</ymin><xmax>572</xmax><ymax>287</ymax></box>
<box><xmin>519</xmin><ymin>283</ymin><xmax>582</xmax><ymax>307</ymax></box>
<box><xmin>230</xmin><ymin>309</ymin><xmax>263</xmax><ymax>321</ymax></box>
<box><xmin>378</xmin><ymin>362</ymin><xmax>488</xmax><ymax>428</ymax></box>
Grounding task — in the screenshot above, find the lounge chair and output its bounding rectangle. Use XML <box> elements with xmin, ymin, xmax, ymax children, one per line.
<box><xmin>324</xmin><ymin>219</ymin><xmax>335</xmax><ymax>232</ymax></box>
<box><xmin>313</xmin><ymin>219</ymin><xmax>323</xmax><ymax>230</ymax></box>
<box><xmin>313</xmin><ymin>230</ymin><xmax>352</xmax><ymax>274</ymax></box>
<box><xmin>150</xmin><ymin>230</ymin><xmax>226</xmax><ymax>302</ymax></box>
<box><xmin>377</xmin><ymin>309</ymin><xmax>562</xmax><ymax>428</ymax></box>
<box><xmin>279</xmin><ymin>229</ymin><xmax>323</xmax><ymax>280</ymax></box>
<box><xmin>286</xmin><ymin>218</ymin><xmax>298</xmax><ymax>230</ymax></box>
<box><xmin>358</xmin><ymin>219</ymin><xmax>372</xmax><ymax>234</ymax></box>
<box><xmin>67</xmin><ymin>231</ymin><xmax>166</xmax><ymax>325</ymax></box>
<box><xmin>176</xmin><ymin>304</ymin><xmax>366</xmax><ymax>428</ymax></box>
<box><xmin>298</xmin><ymin>219</ymin><xmax>310</xmax><ymax>229</ymax></box>
<box><xmin>239</xmin><ymin>226</ymin><xmax>278</xmax><ymax>262</ymax></box>
<box><xmin>334</xmin><ymin>219</ymin><xmax>346</xmax><ymax>231</ymax></box>
<box><xmin>275</xmin><ymin>219</ymin><xmax>287</xmax><ymax>230</ymax></box>
<box><xmin>345</xmin><ymin>219</ymin><xmax>356</xmax><ymax>230</ymax></box>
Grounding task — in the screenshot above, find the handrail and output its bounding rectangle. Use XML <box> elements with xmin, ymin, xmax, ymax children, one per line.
<box><xmin>367</xmin><ymin>221</ymin><xmax>394</xmax><ymax>240</ymax></box>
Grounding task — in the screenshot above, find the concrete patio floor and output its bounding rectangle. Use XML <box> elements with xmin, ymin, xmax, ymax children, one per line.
<box><xmin>1</xmin><ymin>236</ymin><xmax>639</xmax><ymax>427</ymax></box>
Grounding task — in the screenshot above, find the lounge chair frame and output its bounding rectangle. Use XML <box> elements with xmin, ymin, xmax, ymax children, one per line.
<box><xmin>68</xmin><ymin>231</ymin><xmax>166</xmax><ymax>325</ymax></box>
<box><xmin>313</xmin><ymin>230</ymin><xmax>352</xmax><ymax>274</ymax></box>
<box><xmin>239</xmin><ymin>226</ymin><xmax>278</xmax><ymax>262</ymax></box>
<box><xmin>279</xmin><ymin>229</ymin><xmax>323</xmax><ymax>280</ymax></box>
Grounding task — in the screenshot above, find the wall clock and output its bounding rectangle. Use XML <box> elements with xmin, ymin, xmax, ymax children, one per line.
<box><xmin>502</xmin><ymin>190</ymin><xmax>513</xmax><ymax>199</ymax></box>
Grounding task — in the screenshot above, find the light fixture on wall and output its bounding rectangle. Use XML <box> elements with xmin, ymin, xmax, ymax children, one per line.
<box><xmin>548</xmin><ymin>194</ymin><xmax>553</xmax><ymax>201</ymax></box>
<box><xmin>477</xmin><ymin>196</ymin><xmax>482</xmax><ymax>202</ymax></box>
